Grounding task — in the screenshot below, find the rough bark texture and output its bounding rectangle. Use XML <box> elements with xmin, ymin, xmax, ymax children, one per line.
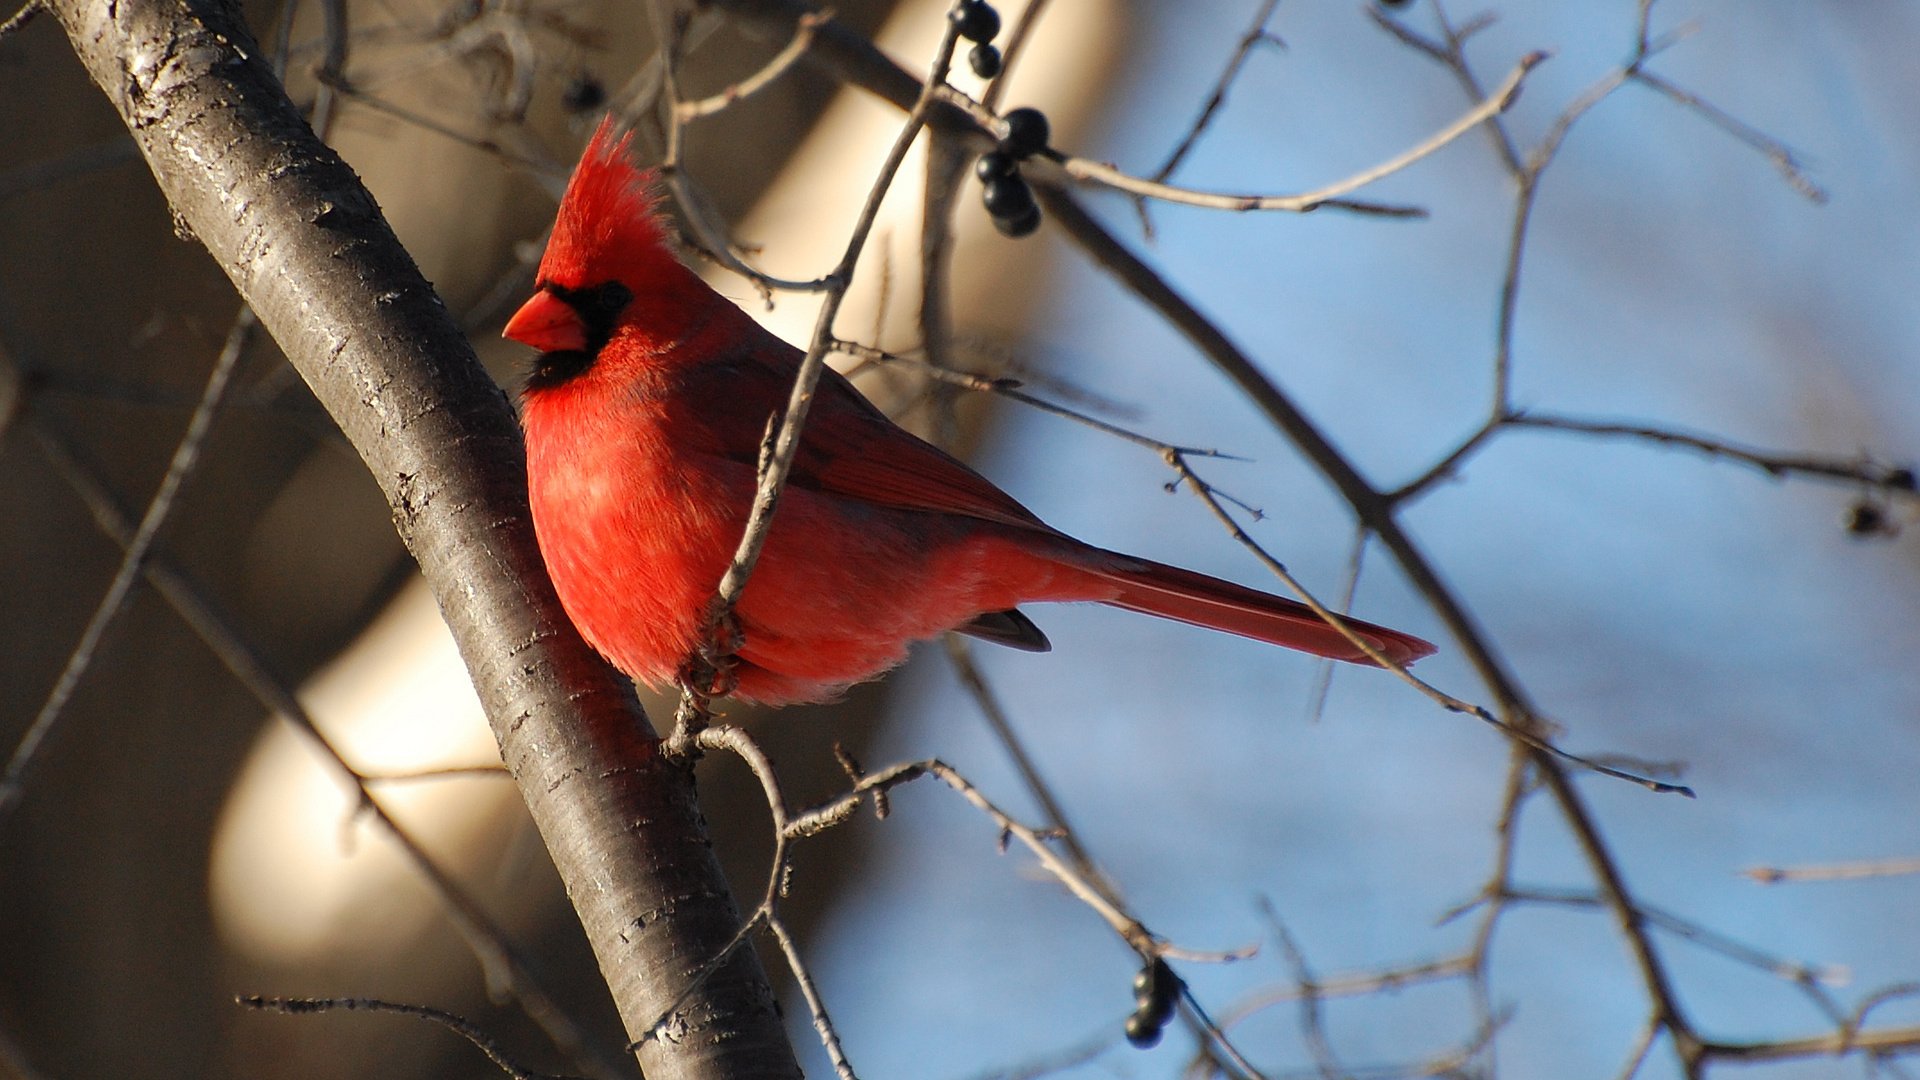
<box><xmin>44</xmin><ymin>1</ymin><xmax>800</xmax><ymax>1076</ymax></box>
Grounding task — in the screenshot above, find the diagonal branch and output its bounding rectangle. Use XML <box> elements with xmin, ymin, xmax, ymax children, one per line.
<box><xmin>1032</xmin><ymin>184</ymin><xmax>1707</xmax><ymax>1073</ymax></box>
<box><xmin>0</xmin><ymin>306</ymin><xmax>253</xmax><ymax>825</ymax></box>
<box><xmin>667</xmin><ymin>0</ymin><xmax>972</xmax><ymax>744</ymax></box>
<box><xmin>689</xmin><ymin>7</ymin><xmax>1712</xmax><ymax>1069</ymax></box>
<box><xmin>15</xmin><ymin>404</ymin><xmax>628</xmax><ymax>1078</ymax></box>
<box><xmin>42</xmin><ymin>1</ymin><xmax>798</xmax><ymax>1075</ymax></box>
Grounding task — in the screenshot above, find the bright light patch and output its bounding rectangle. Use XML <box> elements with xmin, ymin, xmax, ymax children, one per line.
<box><xmin>209</xmin><ymin>581</ymin><xmax>521</xmax><ymax>965</ymax></box>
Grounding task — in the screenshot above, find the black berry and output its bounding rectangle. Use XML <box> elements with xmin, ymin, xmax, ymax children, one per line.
<box><xmin>991</xmin><ymin>203</ymin><xmax>1041</xmax><ymax>238</ymax></box>
<box><xmin>968</xmin><ymin>42</ymin><xmax>1003</xmax><ymax>79</ymax></box>
<box><xmin>950</xmin><ymin>0</ymin><xmax>1001</xmax><ymax>44</ymax></box>
<box><xmin>975</xmin><ymin>150</ymin><xmax>1016</xmax><ymax>183</ymax></box>
<box><xmin>1131</xmin><ymin>959</ymin><xmax>1178</xmax><ymax>1027</ymax></box>
<box><xmin>982</xmin><ymin>174</ymin><xmax>1036</xmax><ymax>220</ymax></box>
<box><xmin>999</xmin><ymin>107</ymin><xmax>1050</xmax><ymax>159</ymax></box>
<box><xmin>1123</xmin><ymin>1012</ymin><xmax>1163</xmax><ymax>1049</ymax></box>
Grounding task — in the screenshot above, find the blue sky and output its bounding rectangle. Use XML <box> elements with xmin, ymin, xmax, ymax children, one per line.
<box><xmin>793</xmin><ymin>3</ymin><xmax>1920</xmax><ymax>1077</ymax></box>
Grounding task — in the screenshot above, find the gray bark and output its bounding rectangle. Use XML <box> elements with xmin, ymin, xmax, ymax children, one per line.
<box><xmin>43</xmin><ymin>1</ymin><xmax>801</xmax><ymax>1076</ymax></box>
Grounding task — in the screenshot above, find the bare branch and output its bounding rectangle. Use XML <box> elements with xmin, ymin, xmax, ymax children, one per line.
<box><xmin>1035</xmin><ymin>168</ymin><xmax>1706</xmax><ymax>1071</ymax></box>
<box><xmin>14</xmin><ymin>387</ymin><xmax>630</xmax><ymax>1080</ymax></box>
<box><xmin>1169</xmin><ymin>451</ymin><xmax>1690</xmax><ymax>795</ymax></box>
<box><xmin>0</xmin><ymin>0</ymin><xmax>38</xmax><ymax>39</ymax></box>
<box><xmin>669</xmin><ymin>3</ymin><xmax>973</xmax><ymax>745</ymax></box>
<box><xmin>1701</xmin><ymin>1025</ymin><xmax>1920</xmax><ymax>1063</ymax></box>
<box><xmin>652</xmin><ymin>5</ymin><xmax>832</xmax><ymax>297</ymax></box>
<box><xmin>1054</xmin><ymin>50</ymin><xmax>1544</xmax><ymax>215</ymax></box>
<box><xmin>1507</xmin><ymin>412</ymin><xmax>1917</xmax><ymax>494</ymax></box>
<box><xmin>1151</xmin><ymin>0</ymin><xmax>1283</xmax><ymax>184</ymax></box>
<box><xmin>1630</xmin><ymin>68</ymin><xmax>1827</xmax><ymax>203</ymax></box>
<box><xmin>978</xmin><ymin>0</ymin><xmax>1053</xmax><ymax>111</ymax></box>
<box><xmin>1748</xmin><ymin>855</ymin><xmax>1920</xmax><ymax>885</ymax></box>
<box><xmin>675</xmin><ymin>10</ymin><xmax>825</xmax><ymax>120</ymax></box>
<box><xmin>239</xmin><ymin>996</ymin><xmax>586</xmax><ymax>1080</ymax></box>
<box><xmin>1</xmin><ymin>307</ymin><xmax>254</xmax><ymax>826</ymax></box>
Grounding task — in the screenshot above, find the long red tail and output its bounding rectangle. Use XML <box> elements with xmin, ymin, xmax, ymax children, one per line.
<box><xmin>1087</xmin><ymin>556</ymin><xmax>1436</xmax><ymax>666</ymax></box>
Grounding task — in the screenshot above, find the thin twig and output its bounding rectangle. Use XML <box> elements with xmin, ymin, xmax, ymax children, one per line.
<box><xmin>977</xmin><ymin>0</ymin><xmax>1051</xmax><ymax>111</ymax></box>
<box><xmin>1612</xmin><ymin>1016</ymin><xmax>1664</xmax><ymax>1080</ymax></box>
<box><xmin>307</xmin><ymin>0</ymin><xmax>347</xmax><ymax>135</ymax></box>
<box><xmin>1150</xmin><ymin>0</ymin><xmax>1283</xmax><ymax>183</ymax></box>
<box><xmin>829</xmin><ymin>338</ymin><xmax>1234</xmax><ymax>459</ymax></box>
<box><xmin>1165</xmin><ymin>451</ymin><xmax>1692</xmax><ymax>796</ymax></box>
<box><xmin>652</xmin><ymin>6</ymin><xmax>835</xmax><ymax>296</ymax></box>
<box><xmin>239</xmin><ymin>996</ymin><xmax>588</xmax><ymax>1080</ymax></box>
<box><xmin>1386</xmin><ymin>417</ymin><xmax>1501</xmax><ymax>503</ymax></box>
<box><xmin>669</xmin><ymin>3</ymin><xmax>974</xmax><ymax>748</ymax></box>
<box><xmin>356</xmin><ymin>764</ymin><xmax>512</xmax><ymax>784</ymax></box>
<box><xmin>315</xmin><ymin>74</ymin><xmax>556</xmax><ymax>172</ymax></box>
<box><xmin>950</xmin><ymin>1022</ymin><xmax>1117</xmax><ymax>1080</ymax></box>
<box><xmin>17</xmin><ymin>395</ymin><xmax>627</xmax><ymax>1080</ymax></box>
<box><xmin>1302</xmin><ymin>526</ymin><xmax>1371</xmax><ymax>724</ymax></box>
<box><xmin>1261</xmin><ymin>905</ymin><xmax>1346</xmax><ymax>1080</ymax></box>
<box><xmin>1747</xmin><ymin>855</ymin><xmax>1920</xmax><ymax>885</ymax></box>
<box><xmin>0</xmin><ymin>0</ymin><xmax>38</xmax><ymax>39</ymax></box>
<box><xmin>1507</xmin><ymin>412</ymin><xmax>1918</xmax><ymax>494</ymax></box>
<box><xmin>1221</xmin><ymin>953</ymin><xmax>1475</xmax><ymax>1026</ymax></box>
<box><xmin>1053</xmin><ymin>51</ymin><xmax>1545</xmax><ymax>215</ymax></box>
<box><xmin>0</xmin><ymin>306</ymin><xmax>254</xmax><ymax>824</ymax></box>
<box><xmin>675</xmin><ymin>10</ymin><xmax>825</xmax><ymax>120</ymax></box>
<box><xmin>1499</xmin><ymin>886</ymin><xmax>1850</xmax><ymax>1006</ymax></box>
<box><xmin>1037</xmin><ymin>158</ymin><xmax>1706</xmax><ymax>1075</ymax></box>
<box><xmin>1699</xmin><ymin>1025</ymin><xmax>1920</xmax><ymax>1063</ymax></box>
<box><xmin>634</xmin><ymin>724</ymin><xmax>860</xmax><ymax>1079</ymax></box>
<box><xmin>942</xmin><ymin>638</ymin><xmax>1113</xmax><ymax>898</ymax></box>
<box><xmin>789</xmin><ymin>755</ymin><xmax>1252</xmax><ymax>964</ymax></box>
<box><xmin>1629</xmin><ymin>68</ymin><xmax>1826</xmax><ymax>203</ymax></box>
<box><xmin>0</xmin><ymin>136</ymin><xmax>140</xmax><ymax>204</ymax></box>
<box><xmin>765</xmin><ymin>916</ymin><xmax>855</xmax><ymax>1080</ymax></box>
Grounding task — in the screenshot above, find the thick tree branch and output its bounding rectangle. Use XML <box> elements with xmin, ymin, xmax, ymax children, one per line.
<box><xmin>44</xmin><ymin>1</ymin><xmax>798</xmax><ymax>1076</ymax></box>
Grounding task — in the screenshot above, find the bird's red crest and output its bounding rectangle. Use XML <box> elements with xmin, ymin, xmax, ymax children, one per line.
<box><xmin>540</xmin><ymin>118</ymin><xmax>678</xmax><ymax>291</ymax></box>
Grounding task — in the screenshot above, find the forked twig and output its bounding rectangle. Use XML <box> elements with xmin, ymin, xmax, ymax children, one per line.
<box><xmin>1053</xmin><ymin>51</ymin><xmax>1545</xmax><ymax>216</ymax></box>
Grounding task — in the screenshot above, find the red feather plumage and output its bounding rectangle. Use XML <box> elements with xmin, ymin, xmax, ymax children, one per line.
<box><xmin>508</xmin><ymin>120</ymin><xmax>1435</xmax><ymax>705</ymax></box>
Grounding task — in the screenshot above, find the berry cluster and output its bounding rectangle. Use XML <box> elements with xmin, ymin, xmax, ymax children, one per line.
<box><xmin>950</xmin><ymin>2</ymin><xmax>1051</xmax><ymax>237</ymax></box>
<box><xmin>975</xmin><ymin>107</ymin><xmax>1050</xmax><ymax>238</ymax></box>
<box><xmin>950</xmin><ymin>0</ymin><xmax>1004</xmax><ymax>79</ymax></box>
<box><xmin>1123</xmin><ymin>957</ymin><xmax>1181</xmax><ymax>1048</ymax></box>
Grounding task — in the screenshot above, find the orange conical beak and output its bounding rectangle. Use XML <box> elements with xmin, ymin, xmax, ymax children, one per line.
<box><xmin>504</xmin><ymin>289</ymin><xmax>588</xmax><ymax>353</ymax></box>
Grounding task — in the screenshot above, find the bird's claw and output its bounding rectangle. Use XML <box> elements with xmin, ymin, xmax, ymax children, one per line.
<box><xmin>677</xmin><ymin>608</ymin><xmax>744</xmax><ymax>699</ymax></box>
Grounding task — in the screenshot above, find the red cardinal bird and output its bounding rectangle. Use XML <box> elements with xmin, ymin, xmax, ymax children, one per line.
<box><xmin>506</xmin><ymin>121</ymin><xmax>1434</xmax><ymax>706</ymax></box>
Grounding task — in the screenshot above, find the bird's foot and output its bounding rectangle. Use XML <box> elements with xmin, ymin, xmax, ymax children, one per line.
<box><xmin>665</xmin><ymin>610</ymin><xmax>744</xmax><ymax>757</ymax></box>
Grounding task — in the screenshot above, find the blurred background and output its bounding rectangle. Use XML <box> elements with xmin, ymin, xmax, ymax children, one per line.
<box><xmin>3</xmin><ymin>1</ymin><xmax>1918</xmax><ymax>1078</ymax></box>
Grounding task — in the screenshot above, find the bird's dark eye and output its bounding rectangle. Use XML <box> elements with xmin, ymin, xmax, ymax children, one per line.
<box><xmin>547</xmin><ymin>280</ymin><xmax>634</xmax><ymax>352</ymax></box>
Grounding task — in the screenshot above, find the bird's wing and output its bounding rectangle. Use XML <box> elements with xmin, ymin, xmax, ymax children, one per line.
<box><xmin>691</xmin><ymin>336</ymin><xmax>1056</xmax><ymax>535</ymax></box>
